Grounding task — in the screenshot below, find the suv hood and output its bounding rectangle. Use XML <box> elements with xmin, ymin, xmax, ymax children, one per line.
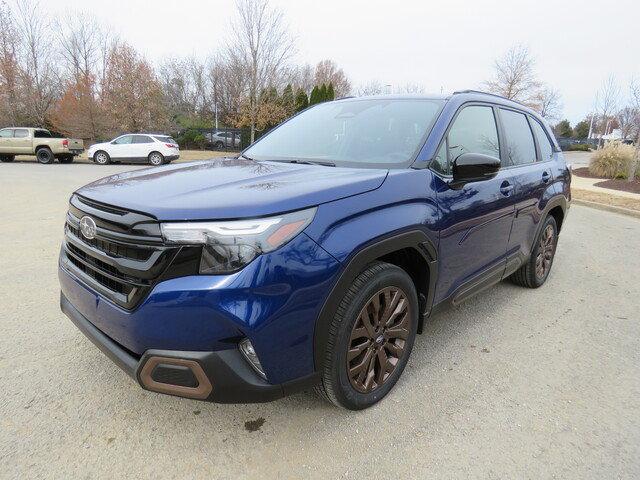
<box><xmin>77</xmin><ymin>157</ymin><xmax>388</xmax><ymax>220</ymax></box>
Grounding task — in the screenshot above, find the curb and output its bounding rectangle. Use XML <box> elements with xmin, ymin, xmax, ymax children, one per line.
<box><xmin>572</xmin><ymin>199</ymin><xmax>640</xmax><ymax>220</ymax></box>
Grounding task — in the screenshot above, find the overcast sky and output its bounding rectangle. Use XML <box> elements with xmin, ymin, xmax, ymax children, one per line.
<box><xmin>48</xmin><ymin>0</ymin><xmax>639</xmax><ymax>124</ymax></box>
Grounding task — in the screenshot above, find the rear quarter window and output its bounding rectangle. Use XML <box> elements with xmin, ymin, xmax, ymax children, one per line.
<box><xmin>500</xmin><ymin>109</ymin><xmax>537</xmax><ymax>166</ymax></box>
<box><xmin>530</xmin><ymin>119</ymin><xmax>554</xmax><ymax>162</ymax></box>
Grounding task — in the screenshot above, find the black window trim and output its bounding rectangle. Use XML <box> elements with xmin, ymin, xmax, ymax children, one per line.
<box><xmin>428</xmin><ymin>101</ymin><xmax>504</xmax><ymax>179</ymax></box>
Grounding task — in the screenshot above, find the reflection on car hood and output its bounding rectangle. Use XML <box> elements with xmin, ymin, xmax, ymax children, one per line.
<box><xmin>77</xmin><ymin>157</ymin><xmax>389</xmax><ymax>220</ymax></box>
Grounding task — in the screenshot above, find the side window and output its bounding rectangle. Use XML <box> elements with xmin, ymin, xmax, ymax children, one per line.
<box><xmin>500</xmin><ymin>109</ymin><xmax>536</xmax><ymax>166</ymax></box>
<box><xmin>432</xmin><ymin>105</ymin><xmax>500</xmax><ymax>175</ymax></box>
<box><xmin>113</xmin><ymin>135</ymin><xmax>133</xmax><ymax>145</ymax></box>
<box><xmin>134</xmin><ymin>135</ymin><xmax>153</xmax><ymax>144</ymax></box>
<box><xmin>34</xmin><ymin>129</ymin><xmax>51</xmax><ymax>138</ymax></box>
<box><xmin>0</xmin><ymin>129</ymin><xmax>13</xmax><ymax>138</ymax></box>
<box><xmin>530</xmin><ymin>119</ymin><xmax>554</xmax><ymax>162</ymax></box>
<box><xmin>14</xmin><ymin>129</ymin><xmax>29</xmax><ymax>138</ymax></box>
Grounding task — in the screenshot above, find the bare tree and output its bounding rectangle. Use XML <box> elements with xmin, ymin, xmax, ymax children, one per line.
<box><xmin>290</xmin><ymin>63</ymin><xmax>314</xmax><ymax>95</ymax></box>
<box><xmin>484</xmin><ymin>45</ymin><xmax>541</xmax><ymax>104</ymax></box>
<box><xmin>55</xmin><ymin>13</ymin><xmax>102</xmax><ymax>81</ymax></box>
<box><xmin>532</xmin><ymin>85</ymin><xmax>562</xmax><ymax>121</ymax></box>
<box><xmin>627</xmin><ymin>78</ymin><xmax>640</xmax><ymax>181</ymax></box>
<box><xmin>356</xmin><ymin>80</ymin><xmax>385</xmax><ymax>96</ymax></box>
<box><xmin>595</xmin><ymin>75</ymin><xmax>620</xmax><ymax>146</ymax></box>
<box><xmin>314</xmin><ymin>59</ymin><xmax>351</xmax><ymax>97</ymax></box>
<box><xmin>14</xmin><ymin>0</ymin><xmax>61</xmax><ymax>125</ymax></box>
<box><xmin>617</xmin><ymin>106</ymin><xmax>640</xmax><ymax>141</ymax></box>
<box><xmin>226</xmin><ymin>0</ymin><xmax>295</xmax><ymax>142</ymax></box>
<box><xmin>0</xmin><ymin>0</ymin><xmax>22</xmax><ymax>126</ymax></box>
<box><xmin>394</xmin><ymin>83</ymin><xmax>425</xmax><ymax>94</ymax></box>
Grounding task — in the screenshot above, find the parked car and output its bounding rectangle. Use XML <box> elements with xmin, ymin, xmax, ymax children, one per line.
<box><xmin>205</xmin><ymin>131</ymin><xmax>242</xmax><ymax>149</ymax></box>
<box><xmin>59</xmin><ymin>91</ymin><xmax>570</xmax><ymax>410</ymax></box>
<box><xmin>0</xmin><ymin>127</ymin><xmax>83</xmax><ymax>164</ymax></box>
<box><xmin>87</xmin><ymin>134</ymin><xmax>179</xmax><ymax>166</ymax></box>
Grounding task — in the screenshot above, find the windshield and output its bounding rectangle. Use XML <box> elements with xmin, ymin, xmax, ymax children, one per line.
<box><xmin>244</xmin><ymin>98</ymin><xmax>445</xmax><ymax>168</ymax></box>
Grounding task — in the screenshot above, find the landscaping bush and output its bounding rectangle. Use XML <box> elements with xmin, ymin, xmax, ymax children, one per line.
<box><xmin>566</xmin><ymin>143</ymin><xmax>590</xmax><ymax>152</ymax></box>
<box><xmin>589</xmin><ymin>142</ymin><xmax>637</xmax><ymax>179</ymax></box>
<box><xmin>177</xmin><ymin>129</ymin><xmax>206</xmax><ymax>150</ymax></box>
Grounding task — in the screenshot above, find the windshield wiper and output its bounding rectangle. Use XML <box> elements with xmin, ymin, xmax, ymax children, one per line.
<box><xmin>274</xmin><ymin>159</ymin><xmax>336</xmax><ymax>167</ymax></box>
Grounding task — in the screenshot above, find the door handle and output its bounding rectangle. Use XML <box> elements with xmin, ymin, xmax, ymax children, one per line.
<box><xmin>542</xmin><ymin>171</ymin><xmax>550</xmax><ymax>183</ymax></box>
<box><xmin>499</xmin><ymin>181</ymin><xmax>513</xmax><ymax>196</ymax></box>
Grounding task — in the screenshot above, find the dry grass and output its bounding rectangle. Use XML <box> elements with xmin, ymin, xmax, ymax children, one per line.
<box><xmin>572</xmin><ymin>188</ymin><xmax>640</xmax><ymax>212</ymax></box>
<box><xmin>589</xmin><ymin>142</ymin><xmax>637</xmax><ymax>179</ymax></box>
<box><xmin>12</xmin><ymin>149</ymin><xmax>234</xmax><ymax>164</ymax></box>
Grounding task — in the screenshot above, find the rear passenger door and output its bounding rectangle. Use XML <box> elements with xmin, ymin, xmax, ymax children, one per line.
<box><xmin>431</xmin><ymin>104</ymin><xmax>516</xmax><ymax>304</ymax></box>
<box><xmin>498</xmin><ymin>109</ymin><xmax>554</xmax><ymax>268</ymax></box>
<box><xmin>12</xmin><ymin>128</ymin><xmax>32</xmax><ymax>154</ymax></box>
<box><xmin>132</xmin><ymin>135</ymin><xmax>155</xmax><ymax>161</ymax></box>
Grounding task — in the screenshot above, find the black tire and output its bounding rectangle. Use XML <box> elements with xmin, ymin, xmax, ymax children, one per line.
<box><xmin>148</xmin><ymin>151</ymin><xmax>164</xmax><ymax>166</ymax></box>
<box><xmin>214</xmin><ymin>141</ymin><xmax>224</xmax><ymax>149</ymax></box>
<box><xmin>0</xmin><ymin>155</ymin><xmax>14</xmax><ymax>162</ymax></box>
<box><xmin>510</xmin><ymin>215</ymin><xmax>558</xmax><ymax>288</ymax></box>
<box><xmin>94</xmin><ymin>150</ymin><xmax>110</xmax><ymax>165</ymax></box>
<box><xmin>58</xmin><ymin>155</ymin><xmax>74</xmax><ymax>164</ymax></box>
<box><xmin>316</xmin><ymin>261</ymin><xmax>419</xmax><ymax>410</ymax></box>
<box><xmin>36</xmin><ymin>147</ymin><xmax>54</xmax><ymax>164</ymax></box>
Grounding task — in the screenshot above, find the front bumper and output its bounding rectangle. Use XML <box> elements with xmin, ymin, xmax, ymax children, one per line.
<box><xmin>61</xmin><ymin>292</ymin><xmax>318</xmax><ymax>402</ymax></box>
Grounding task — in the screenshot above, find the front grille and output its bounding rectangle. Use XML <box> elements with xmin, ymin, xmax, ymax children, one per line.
<box><xmin>61</xmin><ymin>195</ymin><xmax>200</xmax><ymax>309</ymax></box>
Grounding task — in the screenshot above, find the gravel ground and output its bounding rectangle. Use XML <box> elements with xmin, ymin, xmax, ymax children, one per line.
<box><xmin>1</xmin><ymin>162</ymin><xmax>639</xmax><ymax>479</ymax></box>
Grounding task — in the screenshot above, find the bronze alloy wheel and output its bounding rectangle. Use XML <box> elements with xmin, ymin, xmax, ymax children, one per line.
<box><xmin>347</xmin><ymin>286</ymin><xmax>412</xmax><ymax>393</ymax></box>
<box><xmin>535</xmin><ymin>224</ymin><xmax>555</xmax><ymax>279</ymax></box>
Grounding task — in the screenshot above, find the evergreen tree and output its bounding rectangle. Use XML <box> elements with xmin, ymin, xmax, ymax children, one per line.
<box><xmin>318</xmin><ymin>84</ymin><xmax>328</xmax><ymax>102</ymax></box>
<box><xmin>573</xmin><ymin>120</ymin><xmax>590</xmax><ymax>139</ymax></box>
<box><xmin>327</xmin><ymin>82</ymin><xmax>335</xmax><ymax>101</ymax></box>
<box><xmin>281</xmin><ymin>84</ymin><xmax>294</xmax><ymax>115</ymax></box>
<box><xmin>294</xmin><ymin>89</ymin><xmax>309</xmax><ymax>112</ymax></box>
<box><xmin>554</xmin><ymin>119</ymin><xmax>573</xmax><ymax>138</ymax></box>
<box><xmin>309</xmin><ymin>85</ymin><xmax>320</xmax><ymax>105</ymax></box>
<box><xmin>295</xmin><ymin>90</ymin><xmax>309</xmax><ymax>113</ymax></box>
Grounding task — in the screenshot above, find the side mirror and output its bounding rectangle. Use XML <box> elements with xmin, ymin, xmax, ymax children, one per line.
<box><xmin>451</xmin><ymin>153</ymin><xmax>500</xmax><ymax>188</ymax></box>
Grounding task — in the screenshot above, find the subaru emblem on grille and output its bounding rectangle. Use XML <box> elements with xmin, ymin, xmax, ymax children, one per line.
<box><xmin>79</xmin><ymin>216</ymin><xmax>97</xmax><ymax>240</ymax></box>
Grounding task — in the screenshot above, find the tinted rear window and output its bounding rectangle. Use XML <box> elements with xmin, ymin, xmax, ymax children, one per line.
<box><xmin>153</xmin><ymin>136</ymin><xmax>177</xmax><ymax>144</ymax></box>
<box><xmin>34</xmin><ymin>130</ymin><xmax>51</xmax><ymax>138</ymax></box>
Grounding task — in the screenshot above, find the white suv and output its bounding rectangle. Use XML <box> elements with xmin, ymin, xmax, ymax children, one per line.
<box><xmin>87</xmin><ymin>134</ymin><xmax>180</xmax><ymax>166</ymax></box>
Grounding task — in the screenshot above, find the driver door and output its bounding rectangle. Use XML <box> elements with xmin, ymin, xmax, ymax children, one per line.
<box><xmin>109</xmin><ymin>135</ymin><xmax>134</xmax><ymax>160</ymax></box>
<box><xmin>431</xmin><ymin>104</ymin><xmax>516</xmax><ymax>305</ymax></box>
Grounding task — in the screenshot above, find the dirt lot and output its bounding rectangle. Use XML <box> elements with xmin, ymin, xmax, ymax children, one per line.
<box><xmin>1</xmin><ymin>161</ymin><xmax>639</xmax><ymax>479</ymax></box>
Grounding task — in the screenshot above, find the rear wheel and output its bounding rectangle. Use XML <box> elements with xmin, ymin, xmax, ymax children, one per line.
<box><xmin>36</xmin><ymin>148</ymin><xmax>54</xmax><ymax>164</ymax></box>
<box><xmin>94</xmin><ymin>151</ymin><xmax>110</xmax><ymax>165</ymax></box>
<box><xmin>316</xmin><ymin>262</ymin><xmax>418</xmax><ymax>410</ymax></box>
<box><xmin>58</xmin><ymin>155</ymin><xmax>74</xmax><ymax>163</ymax></box>
<box><xmin>0</xmin><ymin>155</ymin><xmax>14</xmax><ymax>162</ymax></box>
<box><xmin>214</xmin><ymin>141</ymin><xmax>224</xmax><ymax>150</ymax></box>
<box><xmin>510</xmin><ymin>215</ymin><xmax>558</xmax><ymax>288</ymax></box>
<box><xmin>148</xmin><ymin>151</ymin><xmax>164</xmax><ymax>166</ymax></box>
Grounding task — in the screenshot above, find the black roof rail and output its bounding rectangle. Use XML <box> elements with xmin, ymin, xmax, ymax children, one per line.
<box><xmin>453</xmin><ymin>89</ymin><xmax>528</xmax><ymax>107</ymax></box>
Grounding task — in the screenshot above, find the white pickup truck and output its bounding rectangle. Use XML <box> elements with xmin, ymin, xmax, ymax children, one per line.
<box><xmin>0</xmin><ymin>127</ymin><xmax>84</xmax><ymax>164</ymax></box>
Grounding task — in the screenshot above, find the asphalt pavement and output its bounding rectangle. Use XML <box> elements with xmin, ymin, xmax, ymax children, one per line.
<box><xmin>1</xmin><ymin>161</ymin><xmax>638</xmax><ymax>479</ymax></box>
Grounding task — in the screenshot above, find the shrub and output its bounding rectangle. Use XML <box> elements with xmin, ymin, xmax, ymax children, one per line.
<box><xmin>566</xmin><ymin>143</ymin><xmax>590</xmax><ymax>152</ymax></box>
<box><xmin>589</xmin><ymin>142</ymin><xmax>637</xmax><ymax>179</ymax></box>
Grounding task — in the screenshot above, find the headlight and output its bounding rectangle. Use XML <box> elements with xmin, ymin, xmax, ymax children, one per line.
<box><xmin>160</xmin><ymin>207</ymin><xmax>317</xmax><ymax>274</ymax></box>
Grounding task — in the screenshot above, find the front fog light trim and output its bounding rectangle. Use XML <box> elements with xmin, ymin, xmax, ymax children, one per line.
<box><xmin>239</xmin><ymin>339</ymin><xmax>267</xmax><ymax>380</ymax></box>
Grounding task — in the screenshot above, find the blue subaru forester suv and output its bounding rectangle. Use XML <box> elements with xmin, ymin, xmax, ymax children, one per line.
<box><xmin>59</xmin><ymin>91</ymin><xmax>570</xmax><ymax>409</ymax></box>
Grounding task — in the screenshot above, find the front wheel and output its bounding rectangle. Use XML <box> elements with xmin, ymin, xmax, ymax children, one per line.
<box><xmin>316</xmin><ymin>262</ymin><xmax>419</xmax><ymax>410</ymax></box>
<box><xmin>148</xmin><ymin>151</ymin><xmax>164</xmax><ymax>166</ymax></box>
<box><xmin>0</xmin><ymin>155</ymin><xmax>14</xmax><ymax>162</ymax></box>
<box><xmin>510</xmin><ymin>215</ymin><xmax>558</xmax><ymax>288</ymax></box>
<box><xmin>94</xmin><ymin>151</ymin><xmax>110</xmax><ymax>165</ymax></box>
